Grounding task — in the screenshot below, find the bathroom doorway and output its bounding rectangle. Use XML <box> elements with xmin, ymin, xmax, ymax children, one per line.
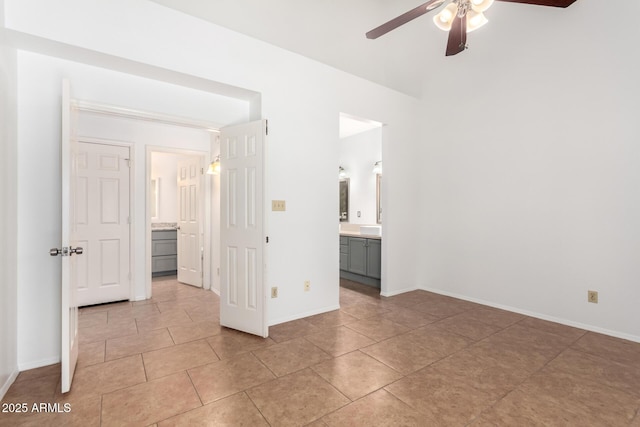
<box><xmin>338</xmin><ymin>113</ymin><xmax>384</xmax><ymax>294</ymax></box>
<box><xmin>149</xmin><ymin>148</ymin><xmax>211</xmax><ymax>290</ymax></box>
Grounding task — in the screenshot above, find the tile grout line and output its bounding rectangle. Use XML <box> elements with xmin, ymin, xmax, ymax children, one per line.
<box><xmin>243</xmin><ymin>390</ymin><xmax>274</xmax><ymax>426</ymax></box>
<box><xmin>185</xmin><ymin>370</ymin><xmax>205</xmax><ymax>407</ymax></box>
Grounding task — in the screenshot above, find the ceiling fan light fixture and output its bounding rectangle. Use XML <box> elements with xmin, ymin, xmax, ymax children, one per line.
<box><xmin>470</xmin><ymin>0</ymin><xmax>494</xmax><ymax>13</ymax></box>
<box><xmin>433</xmin><ymin>3</ymin><xmax>459</xmax><ymax>31</ymax></box>
<box><xmin>466</xmin><ymin>10</ymin><xmax>488</xmax><ymax>32</ymax></box>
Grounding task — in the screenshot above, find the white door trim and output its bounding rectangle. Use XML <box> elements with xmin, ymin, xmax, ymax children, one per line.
<box><xmin>76</xmin><ymin>136</ymin><xmax>135</xmax><ymax>302</ymax></box>
<box><xmin>145</xmin><ymin>146</ymin><xmax>211</xmax><ymax>299</ymax></box>
<box><xmin>74</xmin><ymin>99</ymin><xmax>222</xmax><ymax>133</ymax></box>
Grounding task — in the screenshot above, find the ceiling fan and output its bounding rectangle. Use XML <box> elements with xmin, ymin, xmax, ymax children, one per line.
<box><xmin>366</xmin><ymin>0</ymin><xmax>577</xmax><ymax>56</ymax></box>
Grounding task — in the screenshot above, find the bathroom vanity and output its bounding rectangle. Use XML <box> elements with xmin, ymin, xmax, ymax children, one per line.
<box><xmin>339</xmin><ymin>229</ymin><xmax>381</xmax><ymax>288</ymax></box>
<box><xmin>151</xmin><ymin>226</ymin><xmax>178</xmax><ymax>277</ymax></box>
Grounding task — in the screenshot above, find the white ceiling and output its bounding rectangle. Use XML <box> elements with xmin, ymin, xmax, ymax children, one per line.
<box><xmin>339</xmin><ymin>113</ymin><xmax>382</xmax><ymax>139</ymax></box>
<box><xmin>149</xmin><ymin>0</ymin><xmax>582</xmax><ymax>98</ymax></box>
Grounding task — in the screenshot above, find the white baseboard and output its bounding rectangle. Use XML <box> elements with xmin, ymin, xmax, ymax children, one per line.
<box><xmin>0</xmin><ymin>368</ymin><xmax>19</xmax><ymax>401</ymax></box>
<box><xmin>419</xmin><ymin>285</ymin><xmax>640</xmax><ymax>344</ymax></box>
<box><xmin>380</xmin><ymin>285</ymin><xmax>419</xmax><ymax>297</ymax></box>
<box><xmin>269</xmin><ymin>304</ymin><xmax>341</xmax><ymax>327</ymax></box>
<box><xmin>18</xmin><ymin>356</ymin><xmax>61</xmax><ymax>372</ymax></box>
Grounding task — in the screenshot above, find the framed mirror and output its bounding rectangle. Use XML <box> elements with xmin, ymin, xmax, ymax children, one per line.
<box><xmin>150</xmin><ymin>178</ymin><xmax>160</xmax><ymax>220</ymax></box>
<box><xmin>376</xmin><ymin>173</ymin><xmax>382</xmax><ymax>224</ymax></box>
<box><xmin>339</xmin><ymin>178</ymin><xmax>349</xmax><ymax>222</ymax></box>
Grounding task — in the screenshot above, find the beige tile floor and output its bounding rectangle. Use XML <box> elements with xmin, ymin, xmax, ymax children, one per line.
<box><xmin>2</xmin><ymin>276</ymin><xmax>640</xmax><ymax>426</ymax></box>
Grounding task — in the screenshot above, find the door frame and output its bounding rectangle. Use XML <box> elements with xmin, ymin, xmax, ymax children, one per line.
<box><xmin>145</xmin><ymin>146</ymin><xmax>211</xmax><ymax>297</ymax></box>
<box><xmin>337</xmin><ymin>114</ymin><xmax>387</xmax><ymax>296</ymax></box>
<box><xmin>76</xmin><ymin>136</ymin><xmax>136</xmax><ymax>302</ymax></box>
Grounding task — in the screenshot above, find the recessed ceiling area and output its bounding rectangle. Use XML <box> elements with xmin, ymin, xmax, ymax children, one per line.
<box><xmin>149</xmin><ymin>0</ymin><xmax>580</xmax><ymax>98</ymax></box>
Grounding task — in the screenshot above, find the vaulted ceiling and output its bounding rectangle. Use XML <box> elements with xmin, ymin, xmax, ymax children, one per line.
<box><xmin>150</xmin><ymin>0</ymin><xmax>582</xmax><ymax>98</ymax></box>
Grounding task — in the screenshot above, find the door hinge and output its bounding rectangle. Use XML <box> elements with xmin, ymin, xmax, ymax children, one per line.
<box><xmin>124</xmin><ymin>158</ymin><xmax>131</xmax><ymax>168</ymax></box>
<box><xmin>266</xmin><ymin>236</ymin><xmax>269</xmax><ymax>243</ymax></box>
<box><xmin>127</xmin><ymin>216</ymin><xmax>131</xmax><ymax>224</ymax></box>
<box><xmin>201</xmin><ymin>167</ymin><xmax>204</xmax><ymax>175</ymax></box>
<box><xmin>265</xmin><ymin>120</ymin><xmax>268</xmax><ymax>136</ymax></box>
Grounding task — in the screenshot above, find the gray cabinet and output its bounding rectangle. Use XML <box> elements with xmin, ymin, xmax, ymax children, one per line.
<box><xmin>340</xmin><ymin>235</ymin><xmax>381</xmax><ymax>287</ymax></box>
<box><xmin>339</xmin><ymin>236</ymin><xmax>349</xmax><ymax>271</ymax></box>
<box><xmin>348</xmin><ymin>238</ymin><xmax>368</xmax><ymax>276</ymax></box>
<box><xmin>366</xmin><ymin>239</ymin><xmax>381</xmax><ymax>279</ymax></box>
<box><xmin>152</xmin><ymin>229</ymin><xmax>177</xmax><ymax>276</ymax></box>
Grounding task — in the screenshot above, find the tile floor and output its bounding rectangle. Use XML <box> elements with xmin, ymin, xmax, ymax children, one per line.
<box><xmin>1</xmin><ymin>277</ymin><xmax>640</xmax><ymax>426</ymax></box>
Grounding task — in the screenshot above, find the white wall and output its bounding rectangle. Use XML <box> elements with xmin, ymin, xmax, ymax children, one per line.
<box><xmin>6</xmin><ymin>0</ymin><xmax>422</xmax><ymax>367</ymax></box>
<box><xmin>418</xmin><ymin>1</ymin><xmax>640</xmax><ymax>341</ymax></box>
<box><xmin>339</xmin><ymin>128</ymin><xmax>382</xmax><ymax>225</ymax></box>
<box><xmin>0</xmin><ymin>0</ymin><xmax>19</xmax><ymax>398</ymax></box>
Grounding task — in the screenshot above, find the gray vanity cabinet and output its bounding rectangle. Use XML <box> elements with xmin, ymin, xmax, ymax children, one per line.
<box><xmin>366</xmin><ymin>239</ymin><xmax>381</xmax><ymax>279</ymax></box>
<box><xmin>152</xmin><ymin>229</ymin><xmax>177</xmax><ymax>276</ymax></box>
<box><xmin>339</xmin><ymin>236</ymin><xmax>349</xmax><ymax>271</ymax></box>
<box><xmin>340</xmin><ymin>235</ymin><xmax>381</xmax><ymax>287</ymax></box>
<box><xmin>348</xmin><ymin>238</ymin><xmax>368</xmax><ymax>276</ymax></box>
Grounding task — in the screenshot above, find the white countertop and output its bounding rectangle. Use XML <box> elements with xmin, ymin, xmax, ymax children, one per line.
<box><xmin>340</xmin><ymin>231</ymin><xmax>382</xmax><ymax>240</ymax></box>
<box><xmin>152</xmin><ymin>223</ymin><xmax>178</xmax><ymax>231</ymax></box>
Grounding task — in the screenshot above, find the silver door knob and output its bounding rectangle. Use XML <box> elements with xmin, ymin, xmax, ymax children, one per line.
<box><xmin>49</xmin><ymin>246</ymin><xmax>83</xmax><ymax>256</ymax></box>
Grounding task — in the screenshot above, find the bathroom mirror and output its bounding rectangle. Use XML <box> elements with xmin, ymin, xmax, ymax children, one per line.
<box><xmin>376</xmin><ymin>174</ymin><xmax>382</xmax><ymax>224</ymax></box>
<box><xmin>150</xmin><ymin>178</ymin><xmax>159</xmax><ymax>219</ymax></box>
<box><xmin>339</xmin><ymin>178</ymin><xmax>349</xmax><ymax>222</ymax></box>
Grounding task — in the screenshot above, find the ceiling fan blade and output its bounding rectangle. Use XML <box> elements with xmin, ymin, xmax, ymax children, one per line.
<box><xmin>495</xmin><ymin>0</ymin><xmax>577</xmax><ymax>7</ymax></box>
<box><xmin>366</xmin><ymin>0</ymin><xmax>446</xmax><ymax>39</ymax></box>
<box><xmin>445</xmin><ymin>13</ymin><xmax>467</xmax><ymax>56</ymax></box>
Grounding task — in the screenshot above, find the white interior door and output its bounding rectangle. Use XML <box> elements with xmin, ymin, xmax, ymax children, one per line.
<box><xmin>177</xmin><ymin>157</ymin><xmax>202</xmax><ymax>287</ymax></box>
<box><xmin>55</xmin><ymin>79</ymin><xmax>79</xmax><ymax>393</ymax></box>
<box><xmin>75</xmin><ymin>142</ymin><xmax>131</xmax><ymax>306</ymax></box>
<box><xmin>220</xmin><ymin>120</ymin><xmax>267</xmax><ymax>337</ymax></box>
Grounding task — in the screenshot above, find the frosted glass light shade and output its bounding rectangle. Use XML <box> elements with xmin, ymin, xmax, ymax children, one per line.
<box><xmin>467</xmin><ymin>10</ymin><xmax>488</xmax><ymax>32</ymax></box>
<box><xmin>470</xmin><ymin>0</ymin><xmax>494</xmax><ymax>12</ymax></box>
<box><xmin>372</xmin><ymin>161</ymin><xmax>382</xmax><ymax>174</ymax></box>
<box><xmin>206</xmin><ymin>156</ymin><xmax>220</xmax><ymax>175</ymax></box>
<box><xmin>433</xmin><ymin>3</ymin><xmax>459</xmax><ymax>31</ymax></box>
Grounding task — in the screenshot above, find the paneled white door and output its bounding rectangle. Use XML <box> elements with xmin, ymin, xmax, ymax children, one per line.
<box><xmin>75</xmin><ymin>142</ymin><xmax>131</xmax><ymax>306</ymax></box>
<box><xmin>58</xmin><ymin>79</ymin><xmax>79</xmax><ymax>393</ymax></box>
<box><xmin>177</xmin><ymin>157</ymin><xmax>202</xmax><ymax>287</ymax></box>
<box><xmin>220</xmin><ymin>120</ymin><xmax>267</xmax><ymax>337</ymax></box>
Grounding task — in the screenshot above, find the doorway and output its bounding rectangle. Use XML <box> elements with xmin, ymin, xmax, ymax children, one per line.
<box><xmin>338</xmin><ymin>113</ymin><xmax>384</xmax><ymax>293</ymax></box>
<box><xmin>148</xmin><ymin>148</ymin><xmax>211</xmax><ymax>292</ymax></box>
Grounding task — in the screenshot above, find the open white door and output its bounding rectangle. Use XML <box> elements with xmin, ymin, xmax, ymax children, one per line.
<box><xmin>220</xmin><ymin>120</ymin><xmax>268</xmax><ymax>337</ymax></box>
<box><xmin>49</xmin><ymin>80</ymin><xmax>80</xmax><ymax>393</ymax></box>
<box><xmin>177</xmin><ymin>157</ymin><xmax>202</xmax><ymax>287</ymax></box>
